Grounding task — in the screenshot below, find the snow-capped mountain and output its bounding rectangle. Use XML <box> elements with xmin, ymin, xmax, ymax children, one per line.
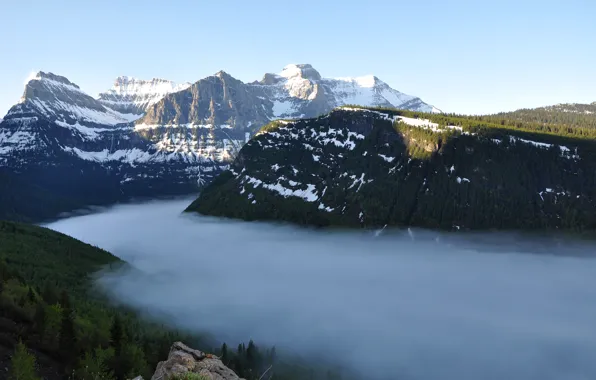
<box><xmin>250</xmin><ymin>64</ymin><xmax>440</xmax><ymax>119</ymax></box>
<box><xmin>98</xmin><ymin>77</ymin><xmax>191</xmax><ymax>115</ymax></box>
<box><xmin>0</xmin><ymin>65</ymin><xmax>440</xmax><ymax>221</ymax></box>
<box><xmin>140</xmin><ymin>64</ymin><xmax>439</xmax><ymax>129</ymax></box>
<box><xmin>5</xmin><ymin>72</ymin><xmax>138</xmax><ymax>127</ymax></box>
<box><xmin>0</xmin><ymin>72</ymin><xmax>231</xmax><ymax>221</ymax></box>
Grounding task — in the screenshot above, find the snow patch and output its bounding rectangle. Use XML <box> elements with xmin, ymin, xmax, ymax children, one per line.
<box><xmin>378</xmin><ymin>154</ymin><xmax>395</xmax><ymax>163</ymax></box>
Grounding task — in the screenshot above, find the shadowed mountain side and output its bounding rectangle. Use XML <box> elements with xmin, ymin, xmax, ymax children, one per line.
<box><xmin>187</xmin><ymin>107</ymin><xmax>596</xmax><ymax>230</ymax></box>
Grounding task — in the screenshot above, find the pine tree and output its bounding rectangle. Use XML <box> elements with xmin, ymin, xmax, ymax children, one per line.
<box><xmin>41</xmin><ymin>282</ymin><xmax>59</xmax><ymax>305</ymax></box>
<box><xmin>59</xmin><ymin>290</ymin><xmax>70</xmax><ymax>309</ymax></box>
<box><xmin>221</xmin><ymin>343</ymin><xmax>229</xmax><ymax>365</ymax></box>
<box><xmin>267</xmin><ymin>346</ymin><xmax>276</xmax><ymax>365</ymax></box>
<box><xmin>8</xmin><ymin>341</ymin><xmax>40</xmax><ymax>380</ymax></box>
<box><xmin>33</xmin><ymin>303</ymin><xmax>46</xmax><ymax>338</ymax></box>
<box><xmin>246</xmin><ymin>339</ymin><xmax>259</xmax><ymax>374</ymax></box>
<box><xmin>0</xmin><ymin>258</ymin><xmax>9</xmax><ymax>282</ymax></box>
<box><xmin>110</xmin><ymin>315</ymin><xmax>127</xmax><ymax>380</ymax></box>
<box><xmin>27</xmin><ymin>287</ymin><xmax>36</xmax><ymax>303</ymax></box>
<box><xmin>59</xmin><ymin>292</ymin><xmax>76</xmax><ymax>361</ymax></box>
<box><xmin>76</xmin><ymin>350</ymin><xmax>115</xmax><ymax>380</ymax></box>
<box><xmin>110</xmin><ymin>316</ymin><xmax>124</xmax><ymax>356</ymax></box>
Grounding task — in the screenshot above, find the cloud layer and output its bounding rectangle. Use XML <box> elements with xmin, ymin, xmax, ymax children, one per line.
<box><xmin>48</xmin><ymin>199</ymin><xmax>596</xmax><ymax>380</ymax></box>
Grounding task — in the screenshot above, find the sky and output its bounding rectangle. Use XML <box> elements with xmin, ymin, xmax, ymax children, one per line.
<box><xmin>0</xmin><ymin>0</ymin><xmax>594</xmax><ymax>116</ymax></box>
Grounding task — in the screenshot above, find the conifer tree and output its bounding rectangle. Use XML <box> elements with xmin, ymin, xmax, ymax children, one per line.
<box><xmin>221</xmin><ymin>343</ymin><xmax>229</xmax><ymax>365</ymax></box>
<box><xmin>59</xmin><ymin>293</ymin><xmax>76</xmax><ymax>361</ymax></box>
<box><xmin>0</xmin><ymin>259</ymin><xmax>9</xmax><ymax>283</ymax></box>
<box><xmin>41</xmin><ymin>282</ymin><xmax>59</xmax><ymax>305</ymax></box>
<box><xmin>33</xmin><ymin>303</ymin><xmax>46</xmax><ymax>337</ymax></box>
<box><xmin>8</xmin><ymin>341</ymin><xmax>39</xmax><ymax>380</ymax></box>
<box><xmin>110</xmin><ymin>315</ymin><xmax>124</xmax><ymax>356</ymax></box>
<box><xmin>27</xmin><ymin>287</ymin><xmax>36</xmax><ymax>303</ymax></box>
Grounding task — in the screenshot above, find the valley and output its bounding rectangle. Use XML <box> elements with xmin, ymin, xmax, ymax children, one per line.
<box><xmin>0</xmin><ymin>5</ymin><xmax>594</xmax><ymax>378</ymax></box>
<box><xmin>45</xmin><ymin>198</ymin><xmax>596</xmax><ymax>380</ymax></box>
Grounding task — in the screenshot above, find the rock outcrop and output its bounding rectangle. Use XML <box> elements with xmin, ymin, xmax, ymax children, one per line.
<box><xmin>151</xmin><ymin>342</ymin><xmax>243</xmax><ymax>380</ymax></box>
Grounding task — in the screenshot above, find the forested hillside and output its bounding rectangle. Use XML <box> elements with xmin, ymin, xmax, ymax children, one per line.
<box><xmin>0</xmin><ymin>222</ymin><xmax>342</xmax><ymax>380</ymax></box>
<box><xmin>188</xmin><ymin>107</ymin><xmax>596</xmax><ymax>230</ymax></box>
<box><xmin>481</xmin><ymin>102</ymin><xmax>596</xmax><ymax>130</ymax></box>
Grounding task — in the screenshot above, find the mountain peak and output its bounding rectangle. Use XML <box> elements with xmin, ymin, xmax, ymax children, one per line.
<box><xmin>25</xmin><ymin>71</ymin><xmax>80</xmax><ymax>89</ymax></box>
<box><xmin>334</xmin><ymin>74</ymin><xmax>382</xmax><ymax>88</ymax></box>
<box><xmin>279</xmin><ymin>64</ymin><xmax>322</xmax><ymax>81</ymax></box>
<box><xmin>20</xmin><ymin>71</ymin><xmax>85</xmax><ymax>105</ymax></box>
<box><xmin>214</xmin><ymin>70</ymin><xmax>233</xmax><ymax>79</ymax></box>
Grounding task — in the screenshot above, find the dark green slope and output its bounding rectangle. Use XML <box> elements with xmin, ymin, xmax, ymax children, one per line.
<box><xmin>0</xmin><ymin>222</ymin><xmax>345</xmax><ymax>380</ymax></box>
<box><xmin>187</xmin><ymin>107</ymin><xmax>596</xmax><ymax>231</ymax></box>
<box><xmin>0</xmin><ymin>221</ymin><xmax>120</xmax><ymax>290</ymax></box>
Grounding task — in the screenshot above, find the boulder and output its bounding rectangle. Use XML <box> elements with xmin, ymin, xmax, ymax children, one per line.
<box><xmin>151</xmin><ymin>342</ymin><xmax>243</xmax><ymax>380</ymax></box>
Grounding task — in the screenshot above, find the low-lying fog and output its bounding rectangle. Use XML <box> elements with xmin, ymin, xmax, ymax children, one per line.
<box><xmin>47</xmin><ymin>199</ymin><xmax>596</xmax><ymax>380</ymax></box>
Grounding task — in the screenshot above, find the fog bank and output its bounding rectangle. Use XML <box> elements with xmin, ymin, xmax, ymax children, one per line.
<box><xmin>47</xmin><ymin>199</ymin><xmax>596</xmax><ymax>380</ymax></box>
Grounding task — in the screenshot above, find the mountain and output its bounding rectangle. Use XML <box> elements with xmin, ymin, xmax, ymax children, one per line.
<box><xmin>0</xmin><ymin>65</ymin><xmax>438</xmax><ymax>222</ymax></box>
<box><xmin>4</xmin><ymin>71</ymin><xmax>138</xmax><ymax>126</ymax></box>
<box><xmin>485</xmin><ymin>102</ymin><xmax>596</xmax><ymax>129</ymax></box>
<box><xmin>252</xmin><ymin>64</ymin><xmax>440</xmax><ymax>118</ymax></box>
<box><xmin>98</xmin><ymin>76</ymin><xmax>191</xmax><ymax>115</ymax></box>
<box><xmin>140</xmin><ymin>64</ymin><xmax>438</xmax><ymax>131</ymax></box>
<box><xmin>187</xmin><ymin>107</ymin><xmax>596</xmax><ymax>230</ymax></box>
<box><xmin>0</xmin><ymin>72</ymin><xmax>230</xmax><ymax>222</ymax></box>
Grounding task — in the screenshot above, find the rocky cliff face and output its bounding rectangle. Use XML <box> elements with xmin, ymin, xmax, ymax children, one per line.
<box><xmin>151</xmin><ymin>342</ymin><xmax>243</xmax><ymax>380</ymax></box>
<box><xmin>188</xmin><ymin>107</ymin><xmax>596</xmax><ymax>230</ymax></box>
<box><xmin>140</xmin><ymin>64</ymin><xmax>439</xmax><ymax>135</ymax></box>
<box><xmin>141</xmin><ymin>71</ymin><xmax>271</xmax><ymax>130</ymax></box>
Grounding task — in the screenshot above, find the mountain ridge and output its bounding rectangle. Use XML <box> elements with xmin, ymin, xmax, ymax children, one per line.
<box><xmin>1</xmin><ymin>65</ymin><xmax>438</xmax><ymax>222</ymax></box>
<box><xmin>98</xmin><ymin>76</ymin><xmax>191</xmax><ymax>115</ymax></box>
<box><xmin>187</xmin><ymin>106</ymin><xmax>596</xmax><ymax>231</ymax></box>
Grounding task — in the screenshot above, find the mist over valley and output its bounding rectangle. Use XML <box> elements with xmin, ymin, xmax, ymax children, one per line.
<box><xmin>47</xmin><ymin>199</ymin><xmax>596</xmax><ymax>380</ymax></box>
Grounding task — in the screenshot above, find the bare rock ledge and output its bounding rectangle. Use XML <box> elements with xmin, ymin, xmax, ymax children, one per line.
<box><xmin>150</xmin><ymin>342</ymin><xmax>244</xmax><ymax>380</ymax></box>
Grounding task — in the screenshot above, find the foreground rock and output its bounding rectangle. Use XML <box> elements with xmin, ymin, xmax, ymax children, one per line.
<box><xmin>151</xmin><ymin>342</ymin><xmax>243</xmax><ymax>380</ymax></box>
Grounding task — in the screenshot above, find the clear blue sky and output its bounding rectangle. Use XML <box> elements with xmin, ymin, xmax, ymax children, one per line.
<box><xmin>0</xmin><ymin>0</ymin><xmax>594</xmax><ymax>116</ymax></box>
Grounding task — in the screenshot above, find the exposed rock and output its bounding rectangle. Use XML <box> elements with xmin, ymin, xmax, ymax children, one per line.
<box><xmin>151</xmin><ymin>342</ymin><xmax>243</xmax><ymax>380</ymax></box>
<box><xmin>98</xmin><ymin>77</ymin><xmax>191</xmax><ymax>115</ymax></box>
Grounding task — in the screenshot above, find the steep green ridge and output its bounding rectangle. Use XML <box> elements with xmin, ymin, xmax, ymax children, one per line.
<box><xmin>0</xmin><ymin>222</ymin><xmax>345</xmax><ymax>380</ymax></box>
<box><xmin>187</xmin><ymin>107</ymin><xmax>596</xmax><ymax>230</ymax></box>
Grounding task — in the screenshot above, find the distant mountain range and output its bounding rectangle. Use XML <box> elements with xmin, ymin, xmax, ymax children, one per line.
<box><xmin>0</xmin><ymin>64</ymin><xmax>438</xmax><ymax>222</ymax></box>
